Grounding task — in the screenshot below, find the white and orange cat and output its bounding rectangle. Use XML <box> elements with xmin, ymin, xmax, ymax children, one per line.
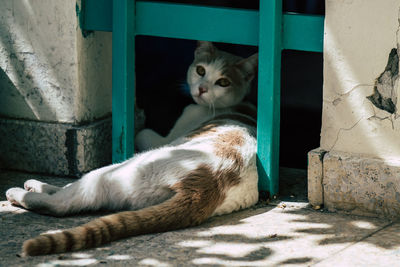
<box><xmin>6</xmin><ymin>41</ymin><xmax>259</xmax><ymax>256</ymax></box>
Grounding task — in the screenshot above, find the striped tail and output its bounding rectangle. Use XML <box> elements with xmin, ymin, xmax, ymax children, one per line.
<box><xmin>22</xmin><ymin>164</ymin><xmax>234</xmax><ymax>256</ymax></box>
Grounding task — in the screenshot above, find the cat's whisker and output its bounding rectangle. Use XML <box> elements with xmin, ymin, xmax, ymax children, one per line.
<box><xmin>207</xmin><ymin>101</ymin><xmax>214</xmax><ymax>117</ymax></box>
<box><xmin>208</xmin><ymin>90</ymin><xmax>216</xmax><ymax>117</ymax></box>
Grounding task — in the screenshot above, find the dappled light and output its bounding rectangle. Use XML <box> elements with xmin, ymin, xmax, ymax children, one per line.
<box><xmin>46</xmin><ymin>258</ymin><xmax>98</xmax><ymax>266</ymax></box>
<box><xmin>1</xmin><ymin>195</ymin><xmax>399</xmax><ymax>265</ymax></box>
<box><xmin>350</xmin><ymin>220</ymin><xmax>378</xmax><ymax>230</ymax></box>
<box><xmin>0</xmin><ymin>1</ymin><xmax>74</xmax><ymax>121</ymax></box>
<box><xmin>1</xmin><ymin>168</ymin><xmax>399</xmax><ymax>265</ymax></box>
<box><xmin>1</xmin><ymin>1</ymin><xmax>400</xmax><ymax>265</ymax></box>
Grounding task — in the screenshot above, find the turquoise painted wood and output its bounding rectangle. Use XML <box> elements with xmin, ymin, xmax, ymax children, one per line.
<box><xmin>82</xmin><ymin>0</ymin><xmax>112</xmax><ymax>32</ymax></box>
<box><xmin>257</xmin><ymin>0</ymin><xmax>282</xmax><ymax>196</ymax></box>
<box><xmin>81</xmin><ymin>0</ymin><xmax>324</xmax><ymax>196</ymax></box>
<box><xmin>135</xmin><ymin>2</ymin><xmax>258</xmax><ymax>46</ymax></box>
<box><xmin>83</xmin><ymin>1</ymin><xmax>324</xmax><ymax>52</ymax></box>
<box><xmin>111</xmin><ymin>0</ymin><xmax>135</xmax><ymax>162</ymax></box>
<box><xmin>283</xmin><ymin>13</ymin><xmax>324</xmax><ymax>52</ymax></box>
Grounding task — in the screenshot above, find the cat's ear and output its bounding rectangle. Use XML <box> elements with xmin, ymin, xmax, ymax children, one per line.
<box><xmin>236</xmin><ymin>53</ymin><xmax>258</xmax><ymax>82</ymax></box>
<box><xmin>195</xmin><ymin>41</ymin><xmax>216</xmax><ymax>60</ymax></box>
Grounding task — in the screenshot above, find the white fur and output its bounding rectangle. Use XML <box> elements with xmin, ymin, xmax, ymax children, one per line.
<box><xmin>213</xmin><ymin>165</ymin><xmax>259</xmax><ymax>216</ymax></box>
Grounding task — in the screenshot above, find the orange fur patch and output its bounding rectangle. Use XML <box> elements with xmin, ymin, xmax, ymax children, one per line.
<box><xmin>214</xmin><ymin>130</ymin><xmax>245</xmax><ymax>169</ymax></box>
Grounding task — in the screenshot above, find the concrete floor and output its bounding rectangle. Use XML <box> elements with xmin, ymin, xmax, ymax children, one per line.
<box><xmin>1</xmin><ymin>169</ymin><xmax>399</xmax><ymax>266</ymax></box>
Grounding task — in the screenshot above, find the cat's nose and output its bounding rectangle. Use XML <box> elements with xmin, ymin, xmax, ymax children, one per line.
<box><xmin>199</xmin><ymin>86</ymin><xmax>208</xmax><ymax>96</ymax></box>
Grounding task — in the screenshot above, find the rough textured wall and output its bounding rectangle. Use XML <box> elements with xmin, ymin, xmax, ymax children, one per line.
<box><xmin>77</xmin><ymin>30</ymin><xmax>112</xmax><ymax>123</ymax></box>
<box><xmin>0</xmin><ymin>0</ymin><xmax>112</xmax><ymax>124</ymax></box>
<box><xmin>321</xmin><ymin>0</ymin><xmax>400</xmax><ymax>159</ymax></box>
<box><xmin>0</xmin><ymin>0</ymin><xmax>112</xmax><ymax>175</ymax></box>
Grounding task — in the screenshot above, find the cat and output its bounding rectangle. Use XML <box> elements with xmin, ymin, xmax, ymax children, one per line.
<box><xmin>5</xmin><ymin>41</ymin><xmax>259</xmax><ymax>256</ymax></box>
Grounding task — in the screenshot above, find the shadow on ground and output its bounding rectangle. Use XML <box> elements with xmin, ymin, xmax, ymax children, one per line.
<box><xmin>0</xmin><ymin>169</ymin><xmax>398</xmax><ymax>266</ymax></box>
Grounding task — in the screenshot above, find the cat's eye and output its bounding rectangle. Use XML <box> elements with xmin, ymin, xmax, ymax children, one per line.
<box><xmin>215</xmin><ymin>78</ymin><xmax>231</xmax><ymax>87</ymax></box>
<box><xmin>196</xmin><ymin>65</ymin><xmax>206</xmax><ymax>76</ymax></box>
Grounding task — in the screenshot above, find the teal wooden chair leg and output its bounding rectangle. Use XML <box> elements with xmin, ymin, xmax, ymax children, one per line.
<box><xmin>257</xmin><ymin>0</ymin><xmax>282</xmax><ymax>196</ymax></box>
<box><xmin>112</xmin><ymin>0</ymin><xmax>135</xmax><ymax>163</ymax></box>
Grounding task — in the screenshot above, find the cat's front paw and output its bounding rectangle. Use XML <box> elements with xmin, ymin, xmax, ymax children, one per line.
<box><xmin>6</xmin><ymin>187</ymin><xmax>28</xmax><ymax>207</ymax></box>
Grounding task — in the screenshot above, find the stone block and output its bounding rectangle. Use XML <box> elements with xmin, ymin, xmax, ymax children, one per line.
<box><xmin>323</xmin><ymin>151</ymin><xmax>400</xmax><ymax>218</ymax></box>
<box><xmin>308</xmin><ymin>148</ymin><xmax>400</xmax><ymax>218</ymax></box>
<box><xmin>307</xmin><ymin>148</ymin><xmax>326</xmax><ymax>207</ymax></box>
<box><xmin>0</xmin><ymin>117</ymin><xmax>111</xmax><ymax>176</ymax></box>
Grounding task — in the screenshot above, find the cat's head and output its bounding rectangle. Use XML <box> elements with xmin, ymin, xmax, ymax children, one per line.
<box><xmin>187</xmin><ymin>41</ymin><xmax>258</xmax><ymax>108</ymax></box>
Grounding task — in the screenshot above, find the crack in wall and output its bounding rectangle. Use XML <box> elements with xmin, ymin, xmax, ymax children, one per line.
<box><xmin>329</xmin><ymin>117</ymin><xmax>363</xmax><ymax>151</ymax></box>
<box><xmin>367</xmin><ymin>115</ymin><xmax>395</xmax><ymax>130</ymax></box>
<box><xmin>323</xmin><ymin>84</ymin><xmax>373</xmax><ymax>105</ymax></box>
<box><xmin>367</xmin><ymin>99</ymin><xmax>396</xmax><ymax>130</ymax></box>
<box><xmin>319</xmin><ymin>149</ymin><xmax>327</xmax><ymax>208</ymax></box>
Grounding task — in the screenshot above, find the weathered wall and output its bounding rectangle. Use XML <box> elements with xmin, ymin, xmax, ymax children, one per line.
<box><xmin>321</xmin><ymin>0</ymin><xmax>400</xmax><ymax>160</ymax></box>
<box><xmin>0</xmin><ymin>0</ymin><xmax>111</xmax><ymax>124</ymax></box>
<box><xmin>0</xmin><ymin>0</ymin><xmax>112</xmax><ymax>175</ymax></box>
<box><xmin>77</xmin><ymin>27</ymin><xmax>112</xmax><ymax>123</ymax></box>
<box><xmin>309</xmin><ymin>0</ymin><xmax>400</xmax><ymax>218</ymax></box>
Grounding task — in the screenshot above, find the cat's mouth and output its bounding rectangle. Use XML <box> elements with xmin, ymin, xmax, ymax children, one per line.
<box><xmin>193</xmin><ymin>95</ymin><xmax>206</xmax><ymax>105</ymax></box>
<box><xmin>193</xmin><ymin>94</ymin><xmax>212</xmax><ymax>106</ymax></box>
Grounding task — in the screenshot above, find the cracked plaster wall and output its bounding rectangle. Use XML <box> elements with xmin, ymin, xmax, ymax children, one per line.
<box><xmin>321</xmin><ymin>0</ymin><xmax>400</xmax><ymax>160</ymax></box>
<box><xmin>0</xmin><ymin>0</ymin><xmax>112</xmax><ymax>124</ymax></box>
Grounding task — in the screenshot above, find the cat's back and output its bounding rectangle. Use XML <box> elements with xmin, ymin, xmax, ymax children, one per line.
<box><xmin>174</xmin><ymin>102</ymin><xmax>259</xmax><ymax>215</ymax></box>
<box><xmin>176</xmin><ymin>102</ymin><xmax>257</xmax><ymax>147</ymax></box>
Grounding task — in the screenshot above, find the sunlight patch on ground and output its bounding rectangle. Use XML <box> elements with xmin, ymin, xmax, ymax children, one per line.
<box><xmin>179</xmin><ymin>239</ymin><xmax>262</xmax><ymax>258</ymax></box>
<box><xmin>38</xmin><ymin>258</ymin><xmax>98</xmax><ymax>266</ymax></box>
<box><xmin>192</xmin><ymin>257</ymin><xmax>264</xmax><ymax>266</ymax></box>
<box><xmin>350</xmin><ymin>221</ymin><xmax>377</xmax><ymax>230</ymax></box>
<box><xmin>106</xmin><ymin>254</ymin><xmax>133</xmax><ymax>260</ymax></box>
<box><xmin>0</xmin><ymin>201</ymin><xmax>28</xmax><ymax>214</ymax></box>
<box><xmin>196</xmin><ymin>207</ymin><xmax>309</xmax><ymax>239</ymax></box>
<box><xmin>138</xmin><ymin>258</ymin><xmax>172</xmax><ymax>267</ymax></box>
<box><xmin>71</xmin><ymin>253</ymin><xmax>93</xmax><ymax>259</ymax></box>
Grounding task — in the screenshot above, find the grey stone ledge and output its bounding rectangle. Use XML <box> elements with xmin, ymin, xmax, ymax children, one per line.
<box><xmin>0</xmin><ymin>117</ymin><xmax>111</xmax><ymax>177</ymax></box>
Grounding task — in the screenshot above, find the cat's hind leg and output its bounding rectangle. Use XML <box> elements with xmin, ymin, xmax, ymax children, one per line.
<box><xmin>6</xmin><ymin>163</ymin><xmax>127</xmax><ymax>216</ymax></box>
<box><xmin>6</xmin><ymin>183</ymin><xmax>92</xmax><ymax>216</ymax></box>
<box><xmin>6</xmin><ymin>187</ymin><xmax>55</xmax><ymax>215</ymax></box>
<box><xmin>24</xmin><ymin>179</ymin><xmax>62</xmax><ymax>194</ymax></box>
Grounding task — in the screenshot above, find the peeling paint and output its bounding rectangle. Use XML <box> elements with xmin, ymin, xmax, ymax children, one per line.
<box><xmin>76</xmin><ymin>1</ymin><xmax>94</xmax><ymax>38</ymax></box>
<box><xmin>332</xmin><ymin>98</ymin><xmax>342</xmax><ymax>106</ymax></box>
<box><xmin>367</xmin><ymin>48</ymin><xmax>399</xmax><ymax>114</ymax></box>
